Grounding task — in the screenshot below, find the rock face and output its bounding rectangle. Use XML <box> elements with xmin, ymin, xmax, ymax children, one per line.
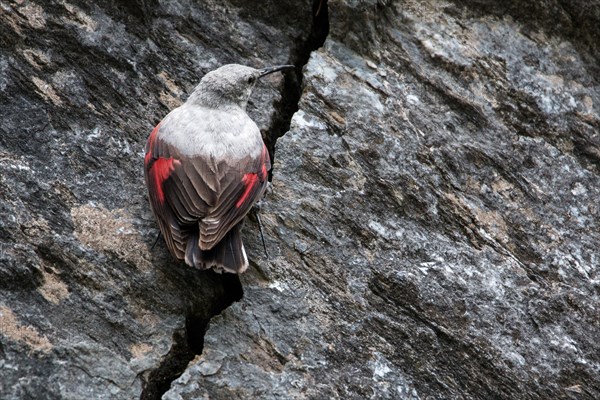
<box><xmin>166</xmin><ymin>0</ymin><xmax>600</xmax><ymax>399</ymax></box>
<box><xmin>1</xmin><ymin>0</ymin><xmax>599</xmax><ymax>399</ymax></box>
<box><xmin>0</xmin><ymin>0</ymin><xmax>312</xmax><ymax>398</ymax></box>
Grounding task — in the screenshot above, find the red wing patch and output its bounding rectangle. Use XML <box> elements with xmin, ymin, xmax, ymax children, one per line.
<box><xmin>236</xmin><ymin>173</ymin><xmax>258</xmax><ymax>208</ymax></box>
<box><xmin>261</xmin><ymin>163</ymin><xmax>268</xmax><ymax>180</ymax></box>
<box><xmin>150</xmin><ymin>157</ymin><xmax>180</xmax><ymax>203</ymax></box>
<box><xmin>235</xmin><ymin>145</ymin><xmax>270</xmax><ymax>209</ymax></box>
<box><xmin>260</xmin><ymin>145</ymin><xmax>270</xmax><ymax>180</ymax></box>
<box><xmin>145</xmin><ymin>122</ymin><xmax>179</xmax><ymax>204</ymax></box>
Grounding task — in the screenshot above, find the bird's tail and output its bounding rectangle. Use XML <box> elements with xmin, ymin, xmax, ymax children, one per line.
<box><xmin>185</xmin><ymin>222</ymin><xmax>248</xmax><ymax>274</ymax></box>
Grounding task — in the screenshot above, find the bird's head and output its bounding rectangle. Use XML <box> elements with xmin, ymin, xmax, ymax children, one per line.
<box><xmin>190</xmin><ymin>64</ymin><xmax>294</xmax><ymax>110</ymax></box>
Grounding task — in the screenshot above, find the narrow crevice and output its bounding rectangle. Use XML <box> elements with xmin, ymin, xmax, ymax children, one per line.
<box><xmin>186</xmin><ymin>273</ymin><xmax>244</xmax><ymax>355</ymax></box>
<box><xmin>141</xmin><ymin>3</ymin><xmax>329</xmax><ymax>398</ymax></box>
<box><xmin>140</xmin><ymin>273</ymin><xmax>243</xmax><ymax>400</ymax></box>
<box><xmin>265</xmin><ymin>0</ymin><xmax>330</xmax><ymax>176</ymax></box>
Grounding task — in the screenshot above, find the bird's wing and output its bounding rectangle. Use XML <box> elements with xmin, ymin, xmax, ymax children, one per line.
<box><xmin>144</xmin><ymin>122</ymin><xmax>271</xmax><ymax>256</ymax></box>
<box><xmin>197</xmin><ymin>144</ymin><xmax>271</xmax><ymax>250</ymax></box>
<box><xmin>144</xmin><ymin>123</ymin><xmax>188</xmax><ymax>259</ymax></box>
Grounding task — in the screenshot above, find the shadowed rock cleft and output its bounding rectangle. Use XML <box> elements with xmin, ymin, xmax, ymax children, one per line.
<box><xmin>264</xmin><ymin>0</ymin><xmax>329</xmax><ymax>172</ymax></box>
<box><xmin>141</xmin><ymin>274</ymin><xmax>243</xmax><ymax>400</ymax></box>
<box><xmin>143</xmin><ymin>1</ymin><xmax>329</xmax><ymax>397</ymax></box>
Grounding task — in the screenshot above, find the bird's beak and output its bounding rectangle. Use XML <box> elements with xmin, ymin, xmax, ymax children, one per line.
<box><xmin>259</xmin><ymin>65</ymin><xmax>295</xmax><ymax>78</ymax></box>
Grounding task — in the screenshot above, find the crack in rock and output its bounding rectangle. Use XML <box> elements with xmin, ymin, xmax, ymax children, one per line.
<box><xmin>140</xmin><ymin>274</ymin><xmax>243</xmax><ymax>400</ymax></box>
<box><xmin>148</xmin><ymin>1</ymin><xmax>330</xmax><ymax>398</ymax></box>
<box><xmin>264</xmin><ymin>0</ymin><xmax>330</xmax><ymax>173</ymax></box>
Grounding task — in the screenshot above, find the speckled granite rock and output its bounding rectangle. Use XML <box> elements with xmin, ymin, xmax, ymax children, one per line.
<box><xmin>165</xmin><ymin>0</ymin><xmax>600</xmax><ymax>399</ymax></box>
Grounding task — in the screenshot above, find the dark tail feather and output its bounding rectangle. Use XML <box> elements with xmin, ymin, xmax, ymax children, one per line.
<box><xmin>185</xmin><ymin>230</ymin><xmax>202</xmax><ymax>268</ymax></box>
<box><xmin>185</xmin><ymin>223</ymin><xmax>248</xmax><ymax>274</ymax></box>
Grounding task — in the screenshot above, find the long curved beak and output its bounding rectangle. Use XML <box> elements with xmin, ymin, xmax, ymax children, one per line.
<box><xmin>259</xmin><ymin>65</ymin><xmax>295</xmax><ymax>78</ymax></box>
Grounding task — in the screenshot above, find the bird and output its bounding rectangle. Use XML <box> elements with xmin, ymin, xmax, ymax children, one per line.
<box><xmin>144</xmin><ymin>64</ymin><xmax>293</xmax><ymax>273</ymax></box>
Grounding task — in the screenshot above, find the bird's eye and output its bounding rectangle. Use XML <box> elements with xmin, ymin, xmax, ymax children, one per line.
<box><xmin>247</xmin><ymin>76</ymin><xmax>255</xmax><ymax>84</ymax></box>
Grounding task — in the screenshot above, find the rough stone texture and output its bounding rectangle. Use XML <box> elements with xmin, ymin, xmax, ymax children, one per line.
<box><xmin>2</xmin><ymin>0</ymin><xmax>600</xmax><ymax>399</ymax></box>
<box><xmin>0</xmin><ymin>0</ymin><xmax>311</xmax><ymax>399</ymax></box>
<box><xmin>165</xmin><ymin>0</ymin><xmax>600</xmax><ymax>399</ymax></box>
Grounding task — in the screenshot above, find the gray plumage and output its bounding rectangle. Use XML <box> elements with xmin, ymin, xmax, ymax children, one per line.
<box><xmin>144</xmin><ymin>64</ymin><xmax>293</xmax><ymax>273</ymax></box>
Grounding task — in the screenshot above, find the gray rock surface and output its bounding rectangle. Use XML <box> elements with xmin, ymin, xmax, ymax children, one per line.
<box><xmin>0</xmin><ymin>0</ymin><xmax>312</xmax><ymax>398</ymax></box>
<box><xmin>1</xmin><ymin>0</ymin><xmax>600</xmax><ymax>399</ymax></box>
<box><xmin>165</xmin><ymin>0</ymin><xmax>600</xmax><ymax>399</ymax></box>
